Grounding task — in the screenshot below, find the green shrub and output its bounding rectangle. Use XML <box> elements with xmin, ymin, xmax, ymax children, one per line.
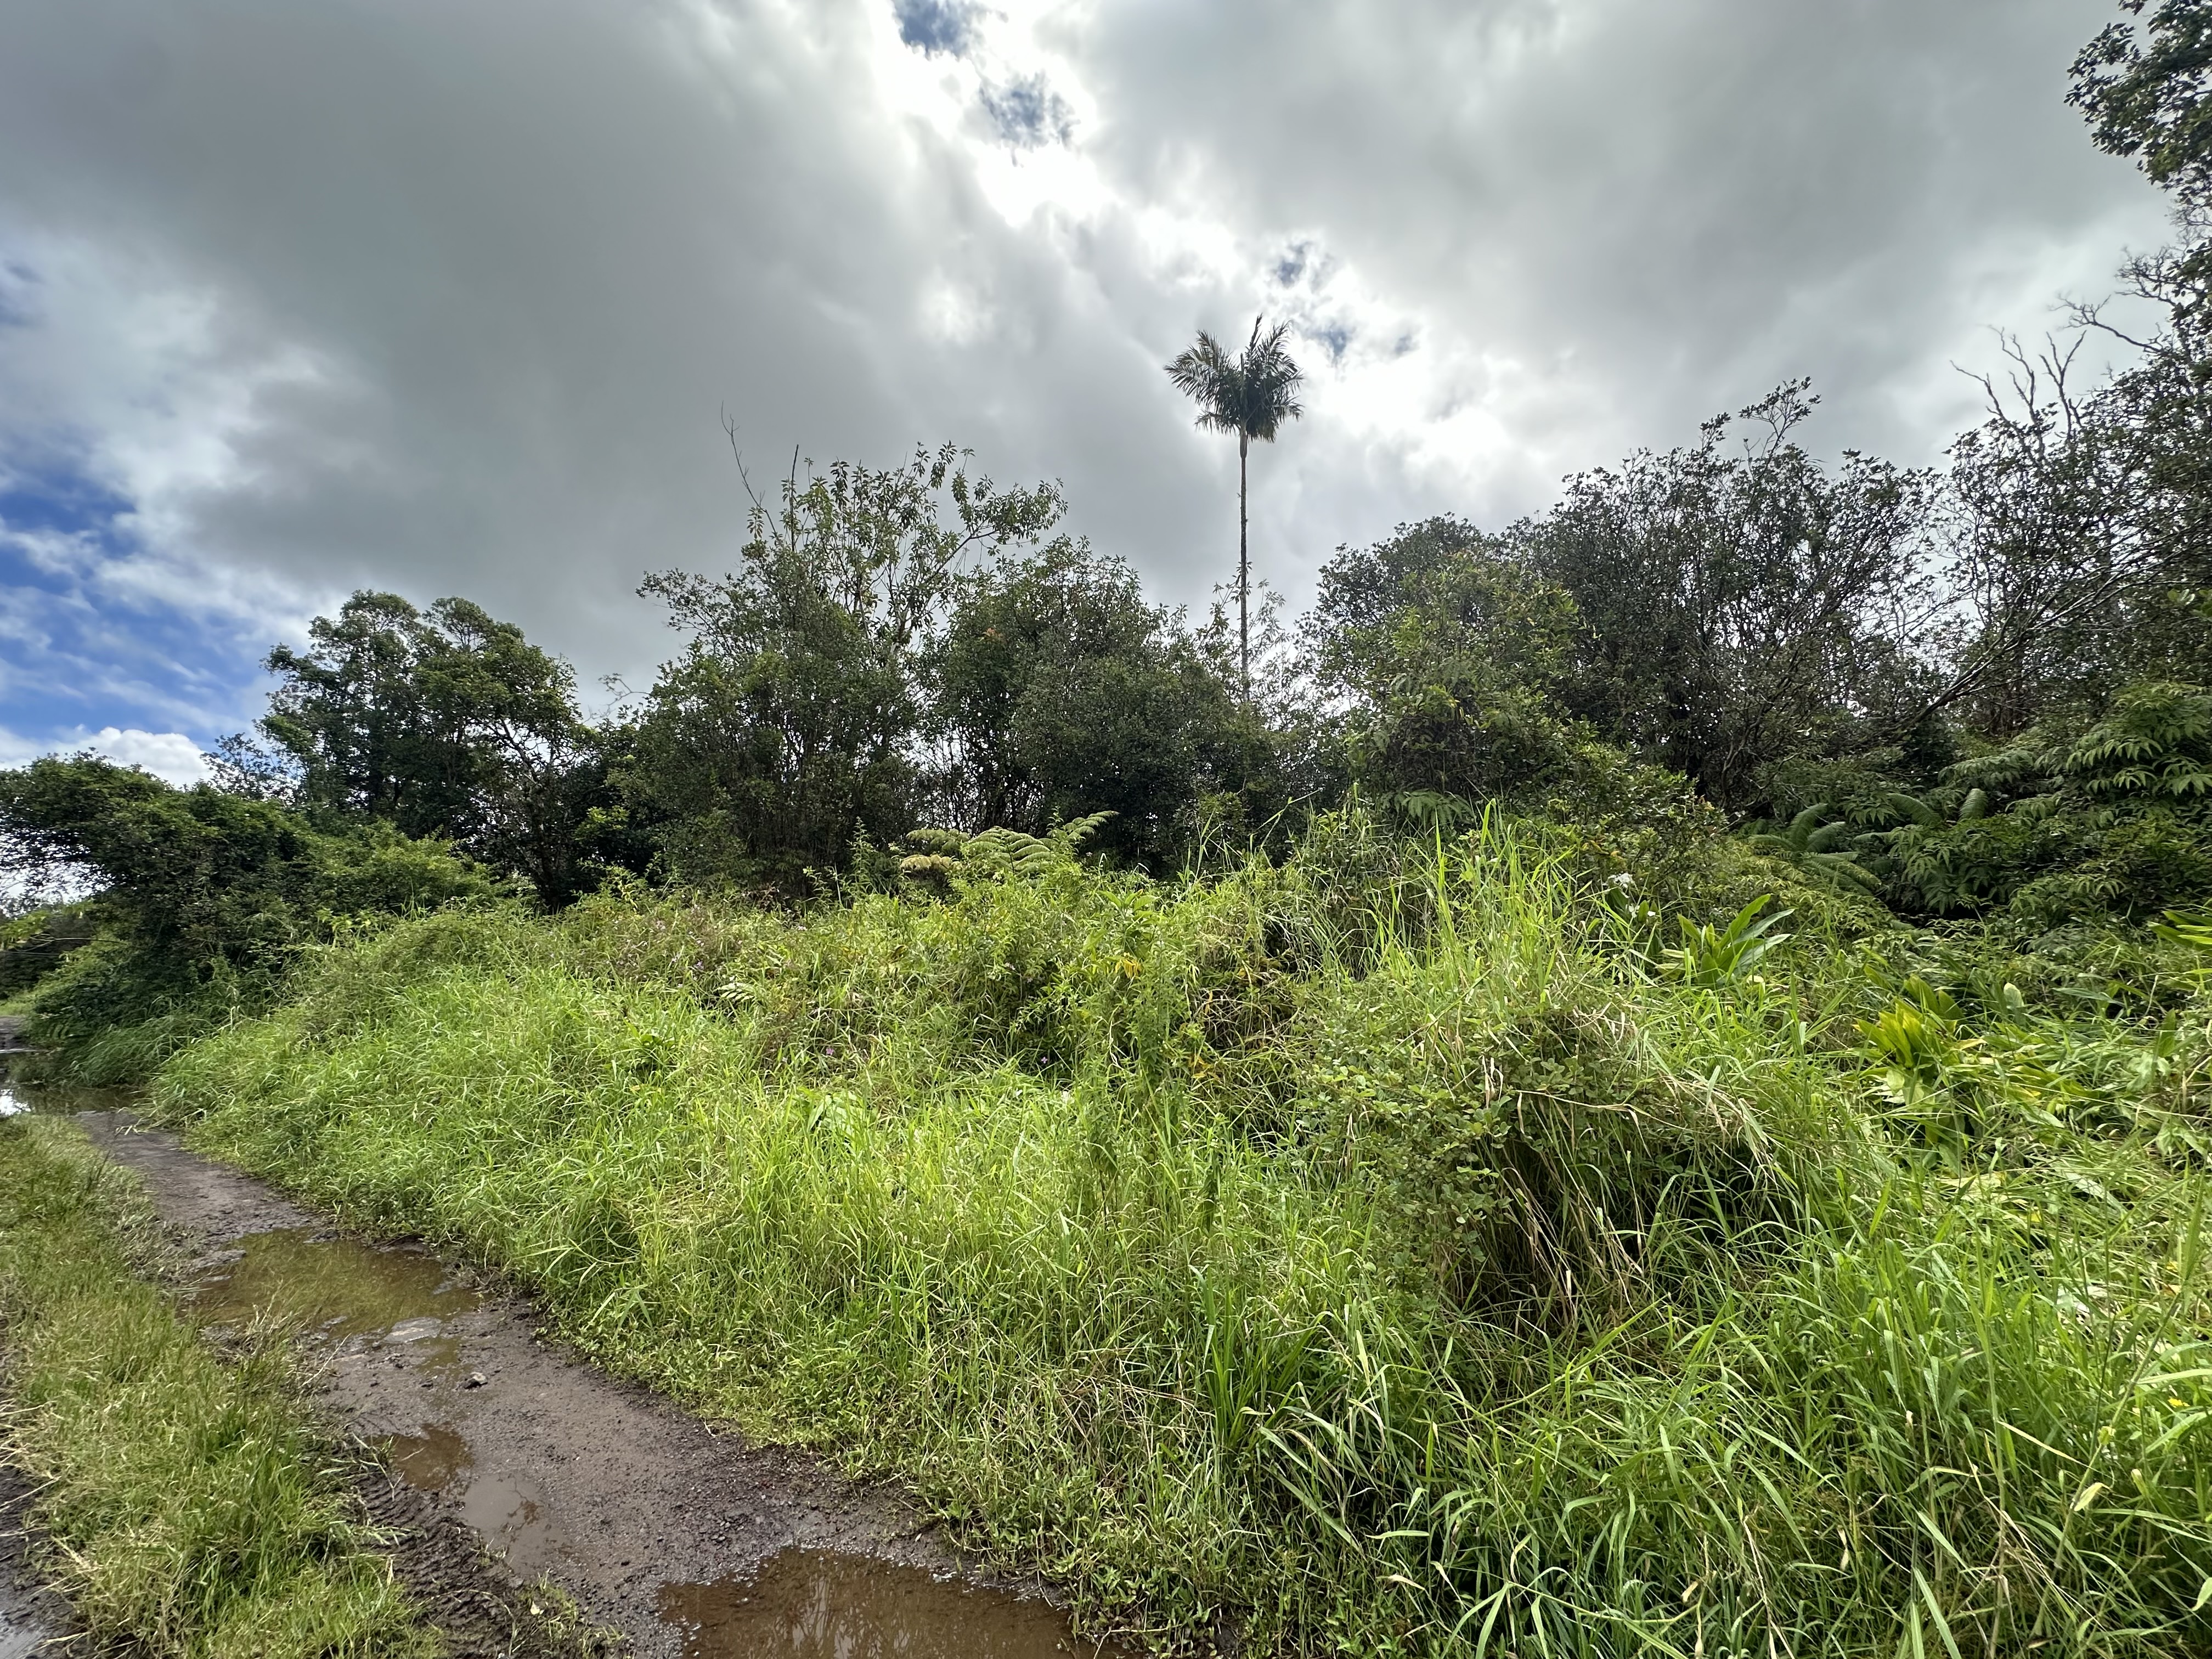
<box><xmin>1879</xmin><ymin>682</ymin><xmax>2212</xmax><ymax>924</ymax></box>
<box><xmin>0</xmin><ymin>755</ymin><xmax>492</xmax><ymax>1079</ymax></box>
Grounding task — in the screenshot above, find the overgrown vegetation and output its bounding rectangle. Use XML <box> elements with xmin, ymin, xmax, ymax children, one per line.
<box><xmin>10</xmin><ymin>4</ymin><xmax>2212</xmax><ymax>1653</ymax></box>
<box><xmin>0</xmin><ymin>757</ymin><xmax>487</xmax><ymax>1081</ymax></box>
<box><xmin>0</xmin><ymin>1114</ymin><xmax>432</xmax><ymax>1657</ymax></box>
<box><xmin>153</xmin><ymin>822</ymin><xmax>2212</xmax><ymax>1655</ymax></box>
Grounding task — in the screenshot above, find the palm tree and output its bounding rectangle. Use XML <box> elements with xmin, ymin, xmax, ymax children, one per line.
<box><xmin>1166</xmin><ymin>315</ymin><xmax>1304</xmax><ymax>697</ymax></box>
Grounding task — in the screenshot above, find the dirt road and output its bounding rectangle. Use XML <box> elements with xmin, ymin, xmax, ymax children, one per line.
<box><xmin>69</xmin><ymin>1110</ymin><xmax>1117</xmax><ymax>1659</ymax></box>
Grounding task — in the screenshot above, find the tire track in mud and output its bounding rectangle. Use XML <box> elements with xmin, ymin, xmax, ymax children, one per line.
<box><xmin>73</xmin><ymin>1110</ymin><xmax>1119</xmax><ymax>1659</ymax></box>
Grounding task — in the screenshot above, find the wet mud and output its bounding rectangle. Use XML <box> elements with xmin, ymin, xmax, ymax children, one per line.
<box><xmin>0</xmin><ymin>1464</ymin><xmax>71</xmax><ymax>1659</ymax></box>
<box><xmin>659</xmin><ymin>1549</ymin><xmax>1120</xmax><ymax>1657</ymax></box>
<box><xmin>67</xmin><ymin>1109</ymin><xmax>1127</xmax><ymax>1659</ymax></box>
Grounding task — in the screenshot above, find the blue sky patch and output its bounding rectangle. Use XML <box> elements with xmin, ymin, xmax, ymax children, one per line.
<box><xmin>894</xmin><ymin>0</ymin><xmax>978</xmax><ymax>58</ymax></box>
<box><xmin>1308</xmin><ymin>321</ymin><xmax>1354</xmax><ymax>364</ymax></box>
<box><xmin>0</xmin><ymin>455</ymin><xmax>273</xmax><ymax>769</ymax></box>
<box><xmin>981</xmin><ymin>74</ymin><xmax>1073</xmax><ymax>149</ymax></box>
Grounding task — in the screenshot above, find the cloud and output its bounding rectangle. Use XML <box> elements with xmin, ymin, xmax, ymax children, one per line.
<box><xmin>0</xmin><ymin>452</ymin><xmax>282</xmax><ymax>748</ymax></box>
<box><xmin>0</xmin><ymin>725</ymin><xmax>208</xmax><ymax>787</ymax></box>
<box><xmin>0</xmin><ymin>727</ymin><xmax>40</xmax><ymax>770</ymax></box>
<box><xmin>81</xmin><ymin>726</ymin><xmax>210</xmax><ymax>784</ymax></box>
<box><xmin>0</xmin><ymin>0</ymin><xmax>2176</xmax><ymax>741</ymax></box>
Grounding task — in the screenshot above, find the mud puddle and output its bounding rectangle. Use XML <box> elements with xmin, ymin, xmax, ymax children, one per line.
<box><xmin>659</xmin><ymin>1549</ymin><xmax>1122</xmax><ymax>1657</ymax></box>
<box><xmin>188</xmin><ymin>1229</ymin><xmax>573</xmax><ymax>1570</ymax></box>
<box><xmin>64</xmin><ymin>1108</ymin><xmax>1126</xmax><ymax>1659</ymax></box>
<box><xmin>194</xmin><ymin>1226</ymin><xmax>481</xmax><ymax>1369</ymax></box>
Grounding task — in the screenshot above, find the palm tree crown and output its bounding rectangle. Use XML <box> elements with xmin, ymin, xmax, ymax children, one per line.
<box><xmin>1166</xmin><ymin>315</ymin><xmax>1304</xmax><ymax>697</ymax></box>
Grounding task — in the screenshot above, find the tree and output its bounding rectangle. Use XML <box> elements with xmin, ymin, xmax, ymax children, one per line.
<box><xmin>0</xmin><ymin>755</ymin><xmax>489</xmax><ymax>1071</ymax></box>
<box><xmin>1934</xmin><ymin>343</ymin><xmax>2151</xmax><ymax>738</ymax></box>
<box><xmin>258</xmin><ymin>591</ymin><xmax>603</xmax><ymax>901</ymax></box>
<box><xmin>1911</xmin><ymin>1</ymin><xmax>2212</xmax><ymax>733</ymax></box>
<box><xmin>0</xmin><ymin>757</ymin><xmax>487</xmax><ymax>970</ymax></box>
<box><xmin>1166</xmin><ymin>315</ymin><xmax>1305</xmax><ymax>698</ymax></box>
<box><xmin>1306</xmin><ymin>517</ymin><xmax>1589</xmax><ymax>808</ymax></box>
<box><xmin>925</xmin><ymin>540</ymin><xmax>1249</xmax><ymax>868</ymax></box>
<box><xmin>1519</xmin><ymin>385</ymin><xmax>1946</xmax><ymax>815</ymax></box>
<box><xmin>2072</xmin><ymin>0</ymin><xmax>2212</xmax><ymax>210</ymax></box>
<box><xmin>627</xmin><ymin>444</ymin><xmax>1067</xmax><ymax>891</ymax></box>
<box><xmin>1307</xmin><ymin>516</ymin><xmax>1579</xmax><ymax>709</ymax></box>
<box><xmin>2059</xmin><ymin>4</ymin><xmax>2212</xmax><ymax>698</ymax></box>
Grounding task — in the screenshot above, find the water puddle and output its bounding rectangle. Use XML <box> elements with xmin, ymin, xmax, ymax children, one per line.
<box><xmin>387</xmin><ymin>1422</ymin><xmax>475</xmax><ymax>1488</ymax></box>
<box><xmin>0</xmin><ymin>1065</ymin><xmax>129</xmax><ymax>1116</ymax></box>
<box><xmin>186</xmin><ymin>1227</ymin><xmax>575</xmax><ymax>1568</ymax></box>
<box><xmin>384</xmin><ymin>1424</ymin><xmax>567</xmax><ymax>1573</ymax></box>
<box><xmin>657</xmin><ymin>1550</ymin><xmax>1123</xmax><ymax>1658</ymax></box>
<box><xmin>191</xmin><ymin>1226</ymin><xmax>479</xmax><ymax>1367</ymax></box>
<box><xmin>0</xmin><ymin>1056</ymin><xmax>36</xmax><ymax>1118</ymax></box>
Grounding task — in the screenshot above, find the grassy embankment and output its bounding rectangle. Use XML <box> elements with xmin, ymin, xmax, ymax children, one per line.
<box><xmin>0</xmin><ymin>1113</ymin><xmax>433</xmax><ymax>1658</ymax></box>
<box><xmin>154</xmin><ymin>819</ymin><xmax>2212</xmax><ymax>1656</ymax></box>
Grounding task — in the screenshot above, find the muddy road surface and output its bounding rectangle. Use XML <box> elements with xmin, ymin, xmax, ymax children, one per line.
<box><xmin>0</xmin><ymin>1468</ymin><xmax>70</xmax><ymax>1659</ymax></box>
<box><xmin>67</xmin><ymin>1109</ymin><xmax>1128</xmax><ymax>1659</ymax></box>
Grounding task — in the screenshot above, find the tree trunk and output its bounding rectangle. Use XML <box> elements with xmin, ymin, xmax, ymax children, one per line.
<box><xmin>1238</xmin><ymin>430</ymin><xmax>1250</xmax><ymax>701</ymax></box>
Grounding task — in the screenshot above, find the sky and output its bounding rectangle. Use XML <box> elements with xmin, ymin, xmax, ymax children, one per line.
<box><xmin>0</xmin><ymin>0</ymin><xmax>2177</xmax><ymax>784</ymax></box>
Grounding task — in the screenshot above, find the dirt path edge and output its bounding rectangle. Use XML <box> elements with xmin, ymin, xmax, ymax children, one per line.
<box><xmin>72</xmin><ymin>1110</ymin><xmax>1031</xmax><ymax>1659</ymax></box>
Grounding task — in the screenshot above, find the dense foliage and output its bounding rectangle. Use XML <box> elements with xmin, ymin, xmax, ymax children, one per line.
<box><xmin>0</xmin><ymin>755</ymin><xmax>486</xmax><ymax>1078</ymax></box>
<box><xmin>10</xmin><ymin>7</ymin><xmax>2212</xmax><ymax>1652</ymax></box>
<box><xmin>154</xmin><ymin>821</ymin><xmax>2212</xmax><ymax>1657</ymax></box>
<box><xmin>252</xmin><ymin>590</ymin><xmax>610</xmax><ymax>904</ymax></box>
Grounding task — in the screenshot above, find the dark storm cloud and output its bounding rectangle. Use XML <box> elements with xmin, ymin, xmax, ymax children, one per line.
<box><xmin>0</xmin><ymin>0</ymin><xmax>2175</xmax><ymax>746</ymax></box>
<box><xmin>0</xmin><ymin>0</ymin><xmax>1168</xmax><ymax>701</ymax></box>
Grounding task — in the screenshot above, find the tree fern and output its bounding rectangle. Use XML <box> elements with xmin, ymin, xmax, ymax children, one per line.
<box><xmin>1748</xmin><ymin>804</ymin><xmax>1883</xmax><ymax>895</ymax></box>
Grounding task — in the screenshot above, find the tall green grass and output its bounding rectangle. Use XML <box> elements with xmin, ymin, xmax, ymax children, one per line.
<box><xmin>0</xmin><ymin>1115</ymin><xmax>432</xmax><ymax>1658</ymax></box>
<box><xmin>158</xmin><ymin>819</ymin><xmax>2212</xmax><ymax>1654</ymax></box>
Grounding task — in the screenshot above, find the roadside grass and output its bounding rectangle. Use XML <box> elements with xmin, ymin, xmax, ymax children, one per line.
<box><xmin>0</xmin><ymin>1114</ymin><xmax>435</xmax><ymax>1659</ymax></box>
<box><xmin>157</xmin><ymin>819</ymin><xmax>2212</xmax><ymax>1655</ymax></box>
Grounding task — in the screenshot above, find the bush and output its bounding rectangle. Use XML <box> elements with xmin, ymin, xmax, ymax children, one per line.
<box><xmin>0</xmin><ymin>756</ymin><xmax>492</xmax><ymax>1078</ymax></box>
<box><xmin>1877</xmin><ymin>682</ymin><xmax>2212</xmax><ymax>924</ymax></box>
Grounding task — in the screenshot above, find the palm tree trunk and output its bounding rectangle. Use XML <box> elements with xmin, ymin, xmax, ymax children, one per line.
<box><xmin>1238</xmin><ymin>430</ymin><xmax>1250</xmax><ymax>701</ymax></box>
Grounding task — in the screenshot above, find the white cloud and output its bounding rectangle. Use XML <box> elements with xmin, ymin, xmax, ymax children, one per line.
<box><xmin>78</xmin><ymin>726</ymin><xmax>210</xmax><ymax>785</ymax></box>
<box><xmin>0</xmin><ymin>724</ymin><xmax>215</xmax><ymax>787</ymax></box>
<box><xmin>1</xmin><ymin>723</ymin><xmax>211</xmax><ymax>785</ymax></box>
<box><xmin>0</xmin><ymin>727</ymin><xmax>41</xmax><ymax>770</ymax></box>
<box><xmin>0</xmin><ymin>0</ymin><xmax>2177</xmax><ymax>711</ymax></box>
<box><xmin>0</xmin><ymin>724</ymin><xmax>211</xmax><ymax>787</ymax></box>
